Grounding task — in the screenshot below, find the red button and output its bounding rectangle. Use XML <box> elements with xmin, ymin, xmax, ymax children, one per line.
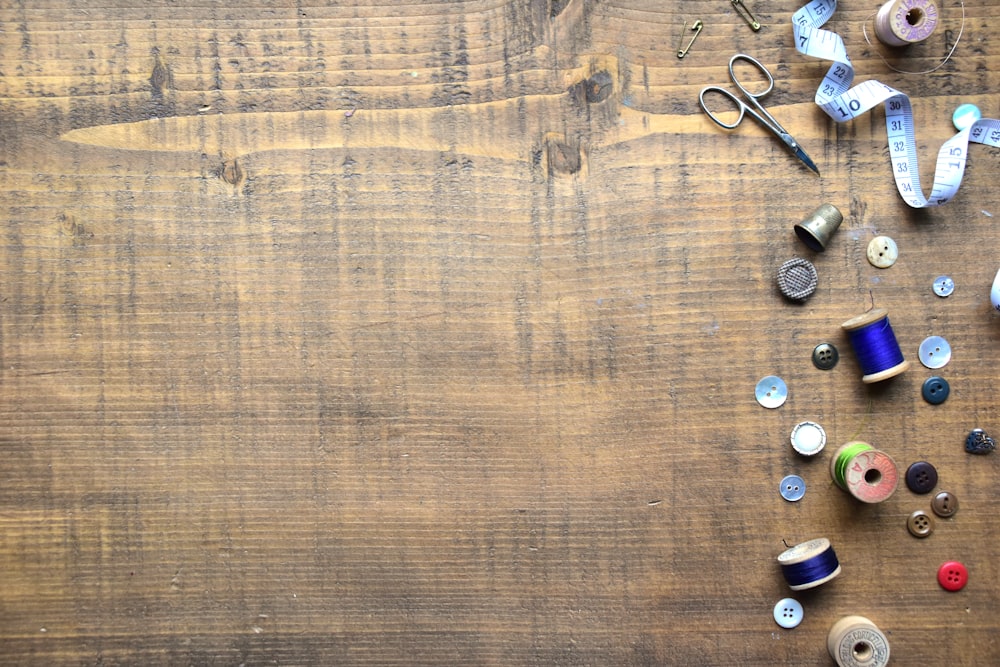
<box><xmin>937</xmin><ymin>561</ymin><xmax>968</xmax><ymax>591</ymax></box>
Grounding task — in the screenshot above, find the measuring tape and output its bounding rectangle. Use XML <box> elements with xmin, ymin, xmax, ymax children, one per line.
<box><xmin>792</xmin><ymin>0</ymin><xmax>1000</xmax><ymax>207</ymax></box>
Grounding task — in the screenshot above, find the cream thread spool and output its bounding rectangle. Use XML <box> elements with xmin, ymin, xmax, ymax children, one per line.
<box><xmin>874</xmin><ymin>0</ymin><xmax>939</xmax><ymax>46</ymax></box>
<box><xmin>829</xmin><ymin>442</ymin><xmax>899</xmax><ymax>503</ymax></box>
<box><xmin>828</xmin><ymin>615</ymin><xmax>891</xmax><ymax>667</ymax></box>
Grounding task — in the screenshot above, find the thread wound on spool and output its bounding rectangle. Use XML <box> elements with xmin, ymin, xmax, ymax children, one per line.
<box><xmin>777</xmin><ymin>538</ymin><xmax>842</xmax><ymax>590</ymax></box>
<box><xmin>842</xmin><ymin>308</ymin><xmax>910</xmax><ymax>383</ymax></box>
<box><xmin>830</xmin><ymin>442</ymin><xmax>899</xmax><ymax>503</ymax></box>
<box><xmin>875</xmin><ymin>0</ymin><xmax>939</xmax><ymax>46</ymax></box>
<box><xmin>828</xmin><ymin>615</ymin><xmax>891</xmax><ymax>667</ymax></box>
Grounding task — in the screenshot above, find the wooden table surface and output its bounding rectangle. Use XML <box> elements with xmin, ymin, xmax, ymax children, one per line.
<box><xmin>2</xmin><ymin>1</ymin><xmax>998</xmax><ymax>664</ymax></box>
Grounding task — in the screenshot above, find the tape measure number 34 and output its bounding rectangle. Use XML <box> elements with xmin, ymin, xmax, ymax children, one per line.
<box><xmin>792</xmin><ymin>0</ymin><xmax>1000</xmax><ymax>208</ymax></box>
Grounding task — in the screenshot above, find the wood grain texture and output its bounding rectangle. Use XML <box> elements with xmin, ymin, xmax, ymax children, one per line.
<box><xmin>1</xmin><ymin>0</ymin><xmax>998</xmax><ymax>664</ymax></box>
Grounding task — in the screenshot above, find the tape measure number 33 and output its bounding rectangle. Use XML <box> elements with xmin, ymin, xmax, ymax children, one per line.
<box><xmin>792</xmin><ymin>0</ymin><xmax>1000</xmax><ymax>208</ymax></box>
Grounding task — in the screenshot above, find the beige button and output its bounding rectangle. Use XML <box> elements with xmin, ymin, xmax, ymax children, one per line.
<box><xmin>907</xmin><ymin>510</ymin><xmax>934</xmax><ymax>538</ymax></box>
<box><xmin>931</xmin><ymin>491</ymin><xmax>959</xmax><ymax>518</ymax></box>
<box><xmin>867</xmin><ymin>236</ymin><xmax>898</xmax><ymax>268</ymax></box>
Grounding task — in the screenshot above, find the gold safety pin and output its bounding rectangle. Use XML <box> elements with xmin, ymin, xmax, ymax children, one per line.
<box><xmin>732</xmin><ymin>0</ymin><xmax>762</xmax><ymax>32</ymax></box>
<box><xmin>677</xmin><ymin>20</ymin><xmax>703</xmax><ymax>59</ymax></box>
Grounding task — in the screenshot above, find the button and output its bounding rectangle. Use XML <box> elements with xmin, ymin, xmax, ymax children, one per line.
<box><xmin>937</xmin><ymin>561</ymin><xmax>968</xmax><ymax>591</ymax></box>
<box><xmin>791</xmin><ymin>421</ymin><xmax>827</xmax><ymax>456</ymax></box>
<box><xmin>779</xmin><ymin>474</ymin><xmax>806</xmax><ymax>501</ymax></box>
<box><xmin>931</xmin><ymin>491</ymin><xmax>959</xmax><ymax>518</ymax></box>
<box><xmin>812</xmin><ymin>343</ymin><xmax>839</xmax><ymax>370</ymax></box>
<box><xmin>866</xmin><ymin>236</ymin><xmax>898</xmax><ymax>268</ymax></box>
<box><xmin>921</xmin><ymin>376</ymin><xmax>950</xmax><ymax>405</ymax></box>
<box><xmin>907</xmin><ymin>509</ymin><xmax>934</xmax><ymax>538</ymax></box>
<box><xmin>918</xmin><ymin>336</ymin><xmax>951</xmax><ymax>369</ymax></box>
<box><xmin>755</xmin><ymin>376</ymin><xmax>787</xmax><ymax>408</ymax></box>
<box><xmin>952</xmin><ymin>103</ymin><xmax>982</xmax><ymax>131</ymax></box>
<box><xmin>965</xmin><ymin>428</ymin><xmax>996</xmax><ymax>455</ymax></box>
<box><xmin>933</xmin><ymin>275</ymin><xmax>955</xmax><ymax>297</ymax></box>
<box><xmin>905</xmin><ymin>461</ymin><xmax>938</xmax><ymax>494</ymax></box>
<box><xmin>777</xmin><ymin>258</ymin><xmax>818</xmax><ymax>301</ymax></box>
<box><xmin>773</xmin><ymin>598</ymin><xmax>803</xmax><ymax>628</ymax></box>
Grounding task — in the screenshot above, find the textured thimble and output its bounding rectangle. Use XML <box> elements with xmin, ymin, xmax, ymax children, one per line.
<box><xmin>777</xmin><ymin>258</ymin><xmax>818</xmax><ymax>301</ymax></box>
<box><xmin>794</xmin><ymin>203</ymin><xmax>844</xmax><ymax>252</ymax></box>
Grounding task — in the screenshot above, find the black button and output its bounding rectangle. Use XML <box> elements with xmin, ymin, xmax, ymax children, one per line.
<box><xmin>905</xmin><ymin>461</ymin><xmax>938</xmax><ymax>494</ymax></box>
<box><xmin>921</xmin><ymin>376</ymin><xmax>950</xmax><ymax>404</ymax></box>
<box><xmin>812</xmin><ymin>343</ymin><xmax>839</xmax><ymax>370</ymax></box>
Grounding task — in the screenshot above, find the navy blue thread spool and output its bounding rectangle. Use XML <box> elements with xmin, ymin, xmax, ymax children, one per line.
<box><xmin>841</xmin><ymin>308</ymin><xmax>910</xmax><ymax>383</ymax></box>
<box><xmin>778</xmin><ymin>537</ymin><xmax>842</xmax><ymax>590</ymax></box>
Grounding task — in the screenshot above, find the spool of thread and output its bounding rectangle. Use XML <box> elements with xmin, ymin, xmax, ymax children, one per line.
<box><xmin>842</xmin><ymin>308</ymin><xmax>910</xmax><ymax>383</ymax></box>
<box><xmin>828</xmin><ymin>615</ymin><xmax>891</xmax><ymax>667</ymax></box>
<box><xmin>777</xmin><ymin>537</ymin><xmax>842</xmax><ymax>591</ymax></box>
<box><xmin>829</xmin><ymin>442</ymin><xmax>899</xmax><ymax>503</ymax></box>
<box><xmin>874</xmin><ymin>0</ymin><xmax>939</xmax><ymax>47</ymax></box>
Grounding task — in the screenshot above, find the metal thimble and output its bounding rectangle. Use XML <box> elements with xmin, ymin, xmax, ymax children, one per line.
<box><xmin>794</xmin><ymin>203</ymin><xmax>844</xmax><ymax>252</ymax></box>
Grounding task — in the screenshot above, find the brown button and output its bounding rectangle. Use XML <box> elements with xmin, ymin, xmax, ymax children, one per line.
<box><xmin>931</xmin><ymin>491</ymin><xmax>959</xmax><ymax>518</ymax></box>
<box><xmin>907</xmin><ymin>510</ymin><xmax>934</xmax><ymax>538</ymax></box>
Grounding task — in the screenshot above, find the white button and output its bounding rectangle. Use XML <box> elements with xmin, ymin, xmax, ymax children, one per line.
<box><xmin>773</xmin><ymin>598</ymin><xmax>803</xmax><ymax>628</ymax></box>
<box><xmin>933</xmin><ymin>276</ymin><xmax>955</xmax><ymax>297</ymax></box>
<box><xmin>791</xmin><ymin>421</ymin><xmax>827</xmax><ymax>456</ymax></box>
<box><xmin>780</xmin><ymin>474</ymin><xmax>806</xmax><ymax>501</ymax></box>
<box><xmin>867</xmin><ymin>236</ymin><xmax>898</xmax><ymax>268</ymax></box>
<box><xmin>919</xmin><ymin>335</ymin><xmax>952</xmax><ymax>369</ymax></box>
<box><xmin>953</xmin><ymin>103</ymin><xmax>982</xmax><ymax>131</ymax></box>
<box><xmin>755</xmin><ymin>376</ymin><xmax>787</xmax><ymax>408</ymax></box>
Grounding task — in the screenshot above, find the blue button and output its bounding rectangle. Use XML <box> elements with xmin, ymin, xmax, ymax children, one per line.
<box><xmin>922</xmin><ymin>376</ymin><xmax>950</xmax><ymax>405</ymax></box>
<box><xmin>779</xmin><ymin>474</ymin><xmax>806</xmax><ymax>501</ymax></box>
<box><xmin>952</xmin><ymin>103</ymin><xmax>982</xmax><ymax>131</ymax></box>
<box><xmin>773</xmin><ymin>598</ymin><xmax>803</xmax><ymax>628</ymax></box>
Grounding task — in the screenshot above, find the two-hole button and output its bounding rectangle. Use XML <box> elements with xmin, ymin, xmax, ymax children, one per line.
<box><xmin>931</xmin><ymin>491</ymin><xmax>959</xmax><ymax>518</ymax></box>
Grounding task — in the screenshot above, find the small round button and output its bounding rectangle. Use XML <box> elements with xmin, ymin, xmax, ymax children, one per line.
<box><xmin>773</xmin><ymin>597</ymin><xmax>803</xmax><ymax>628</ymax></box>
<box><xmin>812</xmin><ymin>343</ymin><xmax>839</xmax><ymax>370</ymax></box>
<box><xmin>791</xmin><ymin>421</ymin><xmax>827</xmax><ymax>456</ymax></box>
<box><xmin>919</xmin><ymin>336</ymin><xmax>952</xmax><ymax>369</ymax></box>
<box><xmin>921</xmin><ymin>376</ymin><xmax>950</xmax><ymax>405</ymax></box>
<box><xmin>755</xmin><ymin>376</ymin><xmax>787</xmax><ymax>408</ymax></box>
<box><xmin>931</xmin><ymin>491</ymin><xmax>959</xmax><ymax>518</ymax></box>
<box><xmin>907</xmin><ymin>509</ymin><xmax>934</xmax><ymax>538</ymax></box>
<box><xmin>937</xmin><ymin>561</ymin><xmax>968</xmax><ymax>591</ymax></box>
<box><xmin>905</xmin><ymin>461</ymin><xmax>938</xmax><ymax>494</ymax></box>
<box><xmin>777</xmin><ymin>258</ymin><xmax>818</xmax><ymax>301</ymax></box>
<box><xmin>952</xmin><ymin>103</ymin><xmax>982</xmax><ymax>131</ymax></box>
<box><xmin>779</xmin><ymin>474</ymin><xmax>806</xmax><ymax>501</ymax></box>
<box><xmin>867</xmin><ymin>236</ymin><xmax>898</xmax><ymax>268</ymax></box>
<box><xmin>933</xmin><ymin>275</ymin><xmax>955</xmax><ymax>297</ymax></box>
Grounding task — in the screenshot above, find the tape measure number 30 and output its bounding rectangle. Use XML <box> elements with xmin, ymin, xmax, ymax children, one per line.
<box><xmin>792</xmin><ymin>0</ymin><xmax>1000</xmax><ymax>208</ymax></box>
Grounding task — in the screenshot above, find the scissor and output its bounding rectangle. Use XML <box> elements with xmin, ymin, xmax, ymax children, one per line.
<box><xmin>699</xmin><ymin>54</ymin><xmax>819</xmax><ymax>175</ymax></box>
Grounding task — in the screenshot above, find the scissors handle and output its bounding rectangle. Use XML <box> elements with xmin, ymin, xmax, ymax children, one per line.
<box><xmin>698</xmin><ymin>86</ymin><xmax>749</xmax><ymax>129</ymax></box>
<box><xmin>727</xmin><ymin>54</ymin><xmax>774</xmax><ymax>101</ymax></box>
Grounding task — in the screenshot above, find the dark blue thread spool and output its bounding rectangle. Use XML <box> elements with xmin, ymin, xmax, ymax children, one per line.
<box><xmin>841</xmin><ymin>308</ymin><xmax>910</xmax><ymax>383</ymax></box>
<box><xmin>778</xmin><ymin>537</ymin><xmax>842</xmax><ymax>591</ymax></box>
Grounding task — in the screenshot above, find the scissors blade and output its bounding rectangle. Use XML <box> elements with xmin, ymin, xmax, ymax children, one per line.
<box><xmin>778</xmin><ymin>132</ymin><xmax>820</xmax><ymax>175</ymax></box>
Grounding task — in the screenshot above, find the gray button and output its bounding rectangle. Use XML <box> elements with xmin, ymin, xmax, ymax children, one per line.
<box><xmin>779</xmin><ymin>474</ymin><xmax>806</xmax><ymax>501</ymax></box>
<box><xmin>919</xmin><ymin>336</ymin><xmax>952</xmax><ymax>369</ymax></box>
<box><xmin>755</xmin><ymin>376</ymin><xmax>788</xmax><ymax>408</ymax></box>
<box><xmin>812</xmin><ymin>343</ymin><xmax>839</xmax><ymax>370</ymax></box>
<box><xmin>791</xmin><ymin>421</ymin><xmax>827</xmax><ymax>456</ymax></box>
<box><xmin>867</xmin><ymin>236</ymin><xmax>898</xmax><ymax>268</ymax></box>
<box><xmin>773</xmin><ymin>598</ymin><xmax>803</xmax><ymax>629</ymax></box>
<box><xmin>933</xmin><ymin>276</ymin><xmax>955</xmax><ymax>297</ymax></box>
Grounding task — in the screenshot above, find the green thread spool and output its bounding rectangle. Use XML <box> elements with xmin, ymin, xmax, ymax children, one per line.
<box><xmin>829</xmin><ymin>441</ymin><xmax>899</xmax><ymax>503</ymax></box>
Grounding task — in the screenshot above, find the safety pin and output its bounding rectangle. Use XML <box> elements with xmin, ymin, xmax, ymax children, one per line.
<box><xmin>732</xmin><ymin>0</ymin><xmax>761</xmax><ymax>32</ymax></box>
<box><xmin>677</xmin><ymin>20</ymin><xmax>703</xmax><ymax>59</ymax></box>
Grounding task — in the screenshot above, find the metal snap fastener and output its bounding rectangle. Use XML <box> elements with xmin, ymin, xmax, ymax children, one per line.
<box><xmin>791</xmin><ymin>421</ymin><xmax>827</xmax><ymax>456</ymax></box>
<box><xmin>779</xmin><ymin>474</ymin><xmax>806</xmax><ymax>501</ymax></box>
<box><xmin>812</xmin><ymin>343</ymin><xmax>839</xmax><ymax>370</ymax></box>
<box><xmin>965</xmin><ymin>428</ymin><xmax>997</xmax><ymax>455</ymax></box>
<box><xmin>921</xmin><ymin>376</ymin><xmax>950</xmax><ymax>405</ymax></box>
<box><xmin>755</xmin><ymin>376</ymin><xmax>787</xmax><ymax>408</ymax></box>
<box><xmin>931</xmin><ymin>491</ymin><xmax>959</xmax><ymax>518</ymax></box>
<box><xmin>933</xmin><ymin>275</ymin><xmax>955</xmax><ymax>297</ymax></box>
<box><xmin>907</xmin><ymin>510</ymin><xmax>934</xmax><ymax>538</ymax></box>
<box><xmin>953</xmin><ymin>103</ymin><xmax>982</xmax><ymax>131</ymax></box>
<box><xmin>867</xmin><ymin>236</ymin><xmax>898</xmax><ymax>268</ymax></box>
<box><xmin>773</xmin><ymin>598</ymin><xmax>804</xmax><ymax>628</ymax></box>
<box><xmin>905</xmin><ymin>461</ymin><xmax>938</xmax><ymax>494</ymax></box>
<box><xmin>777</xmin><ymin>258</ymin><xmax>818</xmax><ymax>301</ymax></box>
<box><xmin>918</xmin><ymin>336</ymin><xmax>952</xmax><ymax>369</ymax></box>
<box><xmin>937</xmin><ymin>561</ymin><xmax>968</xmax><ymax>591</ymax></box>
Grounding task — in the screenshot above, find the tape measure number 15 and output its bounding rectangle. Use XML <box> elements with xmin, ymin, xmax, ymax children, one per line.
<box><xmin>792</xmin><ymin>0</ymin><xmax>1000</xmax><ymax>208</ymax></box>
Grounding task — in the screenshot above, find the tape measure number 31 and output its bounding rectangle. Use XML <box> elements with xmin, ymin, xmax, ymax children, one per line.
<box><xmin>792</xmin><ymin>0</ymin><xmax>1000</xmax><ymax>208</ymax></box>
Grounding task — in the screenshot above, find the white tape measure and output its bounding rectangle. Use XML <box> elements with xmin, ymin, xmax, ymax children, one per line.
<box><xmin>792</xmin><ymin>0</ymin><xmax>1000</xmax><ymax>208</ymax></box>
